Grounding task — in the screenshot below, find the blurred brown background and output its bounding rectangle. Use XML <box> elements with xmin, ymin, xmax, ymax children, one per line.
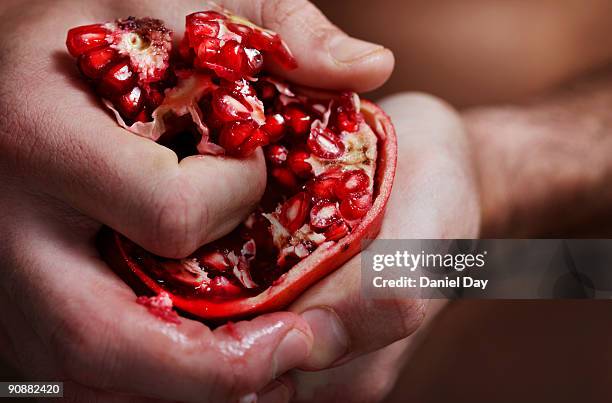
<box><xmin>313</xmin><ymin>0</ymin><xmax>612</xmax><ymax>107</ymax></box>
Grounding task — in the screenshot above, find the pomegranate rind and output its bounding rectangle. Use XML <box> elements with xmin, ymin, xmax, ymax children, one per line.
<box><xmin>100</xmin><ymin>99</ymin><xmax>396</xmax><ymax>321</ymax></box>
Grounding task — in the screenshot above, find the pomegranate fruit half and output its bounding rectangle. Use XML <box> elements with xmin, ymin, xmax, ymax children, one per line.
<box><xmin>67</xmin><ymin>9</ymin><xmax>397</xmax><ymax>321</ymax></box>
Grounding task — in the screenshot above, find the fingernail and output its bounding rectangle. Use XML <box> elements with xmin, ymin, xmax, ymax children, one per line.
<box><xmin>300</xmin><ymin>307</ymin><xmax>349</xmax><ymax>369</ymax></box>
<box><xmin>272</xmin><ymin>329</ymin><xmax>311</xmax><ymax>377</ymax></box>
<box><xmin>258</xmin><ymin>380</ymin><xmax>292</xmax><ymax>403</ymax></box>
<box><xmin>328</xmin><ymin>35</ymin><xmax>384</xmax><ymax>63</ymax></box>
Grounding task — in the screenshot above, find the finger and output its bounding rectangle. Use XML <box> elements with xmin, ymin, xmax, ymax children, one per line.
<box><xmin>257</xmin><ymin>376</ymin><xmax>294</xmax><ymax>403</ymax></box>
<box><xmin>115</xmin><ymin>0</ymin><xmax>394</xmax><ymax>92</ymax></box>
<box><xmin>226</xmin><ymin>0</ymin><xmax>394</xmax><ymax>91</ymax></box>
<box><xmin>7</xmin><ymin>218</ymin><xmax>313</xmax><ymax>403</ymax></box>
<box><xmin>289</xmin><ymin>255</ymin><xmax>424</xmax><ymax>370</ymax></box>
<box><xmin>291</xmin><ymin>339</ymin><xmax>411</xmax><ymax>403</ymax></box>
<box><xmin>7</xmin><ymin>67</ymin><xmax>267</xmax><ymax>258</ymax></box>
<box><xmin>289</xmin><ymin>93</ymin><xmax>480</xmax><ymax>370</ymax></box>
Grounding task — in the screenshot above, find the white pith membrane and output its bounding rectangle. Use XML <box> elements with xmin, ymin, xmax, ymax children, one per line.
<box><xmin>104</xmin><ymin>19</ymin><xmax>172</xmax><ymax>83</ymax></box>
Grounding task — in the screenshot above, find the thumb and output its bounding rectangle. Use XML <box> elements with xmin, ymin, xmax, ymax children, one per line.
<box><xmin>219</xmin><ymin>0</ymin><xmax>395</xmax><ymax>91</ymax></box>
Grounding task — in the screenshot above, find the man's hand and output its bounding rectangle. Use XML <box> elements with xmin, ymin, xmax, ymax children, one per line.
<box><xmin>275</xmin><ymin>94</ymin><xmax>480</xmax><ymax>402</ymax></box>
<box><xmin>0</xmin><ymin>0</ymin><xmax>393</xmax><ymax>401</ymax></box>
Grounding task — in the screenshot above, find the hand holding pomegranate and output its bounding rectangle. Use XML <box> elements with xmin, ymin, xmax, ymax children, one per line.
<box><xmin>0</xmin><ymin>0</ymin><xmax>403</xmax><ymax>401</ymax></box>
<box><xmin>285</xmin><ymin>93</ymin><xmax>480</xmax><ymax>402</ymax></box>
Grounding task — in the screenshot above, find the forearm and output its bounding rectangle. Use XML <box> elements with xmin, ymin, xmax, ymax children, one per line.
<box><xmin>464</xmin><ymin>71</ymin><xmax>612</xmax><ymax>236</ymax></box>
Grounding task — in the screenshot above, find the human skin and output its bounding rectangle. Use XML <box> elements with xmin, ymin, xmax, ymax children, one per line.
<box><xmin>0</xmin><ymin>0</ymin><xmax>480</xmax><ymax>402</ymax></box>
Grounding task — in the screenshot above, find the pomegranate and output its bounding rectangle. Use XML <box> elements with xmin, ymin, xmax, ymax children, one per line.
<box><xmin>68</xmin><ymin>8</ymin><xmax>396</xmax><ymax>321</ymax></box>
<box><xmin>66</xmin><ymin>17</ymin><xmax>173</xmax><ymax>123</ymax></box>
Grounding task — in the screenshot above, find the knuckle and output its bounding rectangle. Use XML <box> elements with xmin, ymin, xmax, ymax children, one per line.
<box><xmin>393</xmin><ymin>298</ymin><xmax>426</xmax><ymax>337</ymax></box>
<box><xmin>145</xmin><ymin>173</ymin><xmax>208</xmax><ymax>258</ymax></box>
<box><xmin>370</xmin><ymin>297</ymin><xmax>425</xmax><ymax>339</ymax></box>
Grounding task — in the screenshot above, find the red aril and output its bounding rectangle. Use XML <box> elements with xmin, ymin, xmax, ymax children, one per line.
<box><xmin>271</xmin><ymin>167</ymin><xmax>299</xmax><ymax>191</ymax></box>
<box><xmin>279</xmin><ymin>192</ymin><xmax>311</xmax><ymax>233</ymax></box>
<box><xmin>266</xmin><ymin>144</ymin><xmax>289</xmax><ymax>166</ymax></box>
<box><xmin>262</xmin><ymin>113</ymin><xmax>286</xmax><ymax>142</ymax></box>
<box><xmin>336</xmin><ymin>169</ymin><xmax>370</xmax><ymax>200</ymax></box>
<box><xmin>307</xmin><ymin>127</ymin><xmax>345</xmax><ymax>159</ymax></box>
<box><xmin>219</xmin><ymin>121</ymin><xmax>269</xmax><ymax>157</ymax></box>
<box><xmin>66</xmin><ymin>24</ymin><xmax>109</xmax><ymax>57</ymax></box>
<box><xmin>287</xmin><ymin>150</ymin><xmax>313</xmax><ymax>178</ymax></box>
<box><xmin>340</xmin><ymin>193</ymin><xmax>373</xmax><ymax>220</ymax></box>
<box><xmin>323</xmin><ymin>221</ymin><xmax>350</xmax><ymax>241</ymax></box>
<box><xmin>283</xmin><ymin>104</ymin><xmax>312</xmax><ymax>137</ymax></box>
<box><xmin>310</xmin><ymin>201</ymin><xmax>341</xmax><ymax>230</ymax></box>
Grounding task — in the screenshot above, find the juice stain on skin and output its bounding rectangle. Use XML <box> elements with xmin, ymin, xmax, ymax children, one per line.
<box><xmin>137</xmin><ymin>292</ymin><xmax>181</xmax><ymax>324</ymax></box>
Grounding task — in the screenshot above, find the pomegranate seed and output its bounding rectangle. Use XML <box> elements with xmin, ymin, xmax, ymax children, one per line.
<box><xmin>78</xmin><ymin>47</ymin><xmax>117</xmax><ymax>79</ymax></box>
<box><xmin>162</xmin><ymin>259</ymin><xmax>207</xmax><ymax>288</ymax></box>
<box><xmin>287</xmin><ymin>150</ymin><xmax>313</xmax><ymax>178</ymax></box>
<box><xmin>336</xmin><ymin>169</ymin><xmax>370</xmax><ymax>200</ymax></box>
<box><xmin>334</xmin><ymin>93</ymin><xmax>361</xmax><ymax>133</ymax></box>
<box><xmin>307</xmin><ymin>127</ymin><xmax>345</xmax><ymax>159</ymax></box>
<box><xmin>227</xmin><ymin>23</ymin><xmax>253</xmax><ymax>37</ymax></box>
<box><xmin>116</xmin><ymin>86</ymin><xmax>144</xmax><ymax>118</ymax></box>
<box><xmin>247</xmin><ymin>30</ymin><xmax>297</xmax><ymax>69</ymax></box>
<box><xmin>66</xmin><ymin>24</ymin><xmax>108</xmax><ymax>57</ymax></box>
<box><xmin>211</xmin><ymin>89</ymin><xmax>252</xmax><ymax>122</ymax></box>
<box><xmin>136</xmin><ymin>292</ymin><xmax>180</xmax><ymax>324</ymax></box>
<box><xmin>101</xmin><ymin>60</ymin><xmax>136</xmax><ymax>95</ymax></box>
<box><xmin>196</xmin><ymin>37</ymin><xmax>222</xmax><ymax>62</ymax></box>
<box><xmin>271</xmin><ymin>167</ymin><xmax>299</xmax><ymax>190</ymax></box>
<box><xmin>134</xmin><ymin>109</ymin><xmax>148</xmax><ymax>123</ymax></box>
<box><xmin>200</xmin><ymin>251</ymin><xmax>232</xmax><ymax>272</ymax></box>
<box><xmin>188</xmin><ymin>11</ymin><xmax>227</xmax><ymax>23</ymax></box>
<box><xmin>280</xmin><ymin>192</ymin><xmax>310</xmax><ymax>233</ymax></box>
<box><xmin>339</xmin><ymin>193</ymin><xmax>372</xmax><ymax>220</ymax></box>
<box><xmin>209</xmin><ymin>276</ymin><xmax>243</xmax><ymax>297</ymax></box>
<box><xmin>283</xmin><ymin>104</ymin><xmax>311</xmax><ymax>136</ymax></box>
<box><xmin>219</xmin><ymin>121</ymin><xmax>268</xmax><ymax>157</ymax></box>
<box><xmin>323</xmin><ymin>220</ymin><xmax>350</xmax><ymax>241</ymax></box>
<box><xmin>309</xmin><ymin>176</ymin><xmax>339</xmax><ymax>200</ymax></box>
<box><xmin>310</xmin><ymin>201</ymin><xmax>341</xmax><ymax>230</ymax></box>
<box><xmin>220</xmin><ymin>40</ymin><xmax>245</xmax><ymax>69</ymax></box>
<box><xmin>247</xmin><ymin>29</ymin><xmax>276</xmax><ymax>51</ymax></box>
<box><xmin>262</xmin><ymin>113</ymin><xmax>286</xmax><ymax>142</ymax></box>
<box><xmin>308</xmin><ymin>167</ymin><xmax>344</xmax><ymax>200</ymax></box>
<box><xmin>190</xmin><ymin>20</ymin><xmax>220</xmax><ymax>40</ymax></box>
<box><xmin>239</xmin><ymin>127</ymin><xmax>270</xmax><ymax>156</ymax></box>
<box><xmin>336</xmin><ymin>111</ymin><xmax>359</xmax><ymax>132</ymax></box>
<box><xmin>266</xmin><ymin>145</ymin><xmax>288</xmax><ymax>166</ymax></box>
<box><xmin>257</xmin><ymin>81</ymin><xmax>277</xmax><ymax>102</ymax></box>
